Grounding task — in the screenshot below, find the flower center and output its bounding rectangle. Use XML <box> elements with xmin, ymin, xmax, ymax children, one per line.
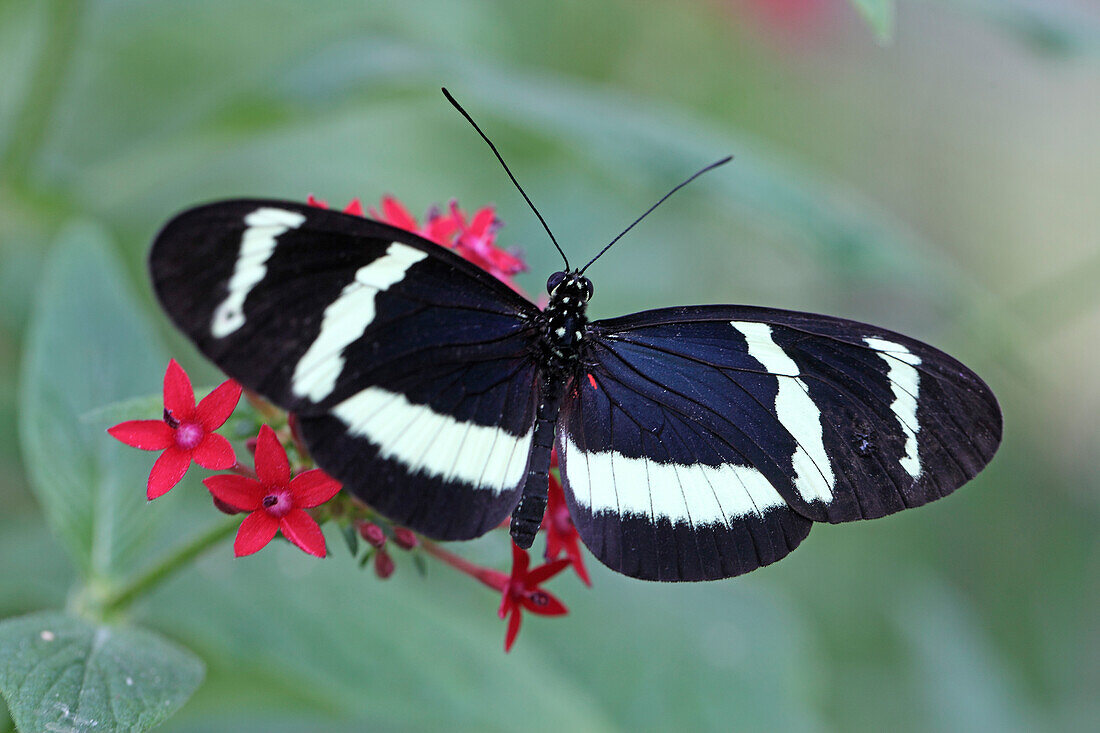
<box><xmin>174</xmin><ymin>421</ymin><xmax>204</xmax><ymax>450</ymax></box>
<box><xmin>261</xmin><ymin>490</ymin><xmax>292</xmax><ymax>518</ymax></box>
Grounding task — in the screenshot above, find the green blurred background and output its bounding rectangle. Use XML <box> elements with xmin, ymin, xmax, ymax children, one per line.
<box><xmin>1</xmin><ymin>0</ymin><xmax>1098</xmax><ymax>730</ymax></box>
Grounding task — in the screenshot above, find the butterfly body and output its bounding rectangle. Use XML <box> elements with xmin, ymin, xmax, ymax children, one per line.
<box><xmin>150</xmin><ymin>199</ymin><xmax>1001</xmax><ymax>582</ymax></box>
<box><xmin>511</xmin><ymin>271</ymin><xmax>593</xmax><ymax>547</ymax></box>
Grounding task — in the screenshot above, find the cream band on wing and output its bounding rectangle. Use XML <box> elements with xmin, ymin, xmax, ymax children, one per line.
<box><xmin>563</xmin><ymin>435</ymin><xmax>786</xmax><ymax>526</ymax></box>
<box><xmin>864</xmin><ymin>337</ymin><xmax>922</xmax><ymax>478</ymax></box>
<box><xmin>211</xmin><ymin>208</ymin><xmax>306</xmax><ymax>338</ymax></box>
<box><xmin>731</xmin><ymin>321</ymin><xmax>835</xmax><ymax>504</ymax></box>
<box><xmin>292</xmin><ymin>243</ymin><xmax>428</xmax><ymax>402</ymax></box>
<box><xmin>332</xmin><ymin>385</ymin><xmax>533</xmax><ymax>494</ymax></box>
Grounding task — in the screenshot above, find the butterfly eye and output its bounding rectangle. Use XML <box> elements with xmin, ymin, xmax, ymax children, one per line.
<box><xmin>546</xmin><ymin>271</ymin><xmax>566</xmax><ymax>294</ymax></box>
<box><xmin>580</xmin><ymin>277</ymin><xmax>593</xmax><ymax>301</ymax></box>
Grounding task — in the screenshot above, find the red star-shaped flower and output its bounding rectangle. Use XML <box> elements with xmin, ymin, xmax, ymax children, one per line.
<box><xmin>544</xmin><ymin>452</ymin><xmax>591</xmax><ymax>586</ymax></box>
<box><xmin>368</xmin><ymin>196</ymin><xmax>458</xmax><ymax>245</ymax></box>
<box><xmin>204</xmin><ymin>425</ymin><xmax>342</xmax><ymax>557</ymax></box>
<box><xmin>448</xmin><ymin>201</ymin><xmax>526</xmax><ymax>285</ymax></box>
<box><xmin>108</xmin><ymin>359</ymin><xmax>241</xmax><ymax>499</ymax></box>
<box><xmin>495</xmin><ymin>543</ymin><xmax>570</xmax><ymax>652</ymax></box>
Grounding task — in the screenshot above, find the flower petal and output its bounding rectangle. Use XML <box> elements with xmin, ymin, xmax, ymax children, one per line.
<box><xmin>147</xmin><ymin>446</ymin><xmax>192</xmax><ymax>499</ymax></box>
<box><xmin>163</xmin><ymin>359</ymin><xmax>196</xmax><ymax>418</ymax></box>
<box><xmin>568</xmin><ymin>545</ymin><xmax>591</xmax><ymax>587</ymax></box>
<box><xmin>234</xmin><ymin>511</ymin><xmax>279</xmax><ymax>556</ymax></box>
<box><xmin>520</xmin><ymin>589</ymin><xmax>567</xmax><ymax>616</ymax></box>
<box><xmin>425</xmin><ymin>215</ymin><xmax>458</xmax><ymax>245</ymax></box>
<box><xmin>343</xmin><ymin>198</ymin><xmax>364</xmax><ymax>216</ymax></box>
<box><xmin>196</xmin><ymin>379</ymin><xmax>242</xmax><ymax>430</ymax></box>
<box><xmin>107</xmin><ymin>420</ymin><xmax>173</xmax><ymax>450</ymax></box>
<box><xmin>254</xmin><ymin>424</ymin><xmax>290</xmax><ymax>486</ymax></box>
<box><xmin>503</xmin><ymin>609</ymin><xmax>522</xmax><ymax>652</ymax></box>
<box><xmin>193</xmin><ymin>432</ymin><xmax>236</xmax><ymax>470</ymax></box>
<box><xmin>525</xmin><ymin>558</ymin><xmax>571</xmax><ymax>586</ymax></box>
<box><xmin>279</xmin><ymin>509</ymin><xmax>327</xmax><ymax>557</ymax></box>
<box><xmin>467</xmin><ymin>206</ymin><xmax>496</xmax><ymax>238</ymax></box>
<box><xmin>289</xmin><ymin>469</ymin><xmax>342</xmax><ymax>508</ymax></box>
<box><xmin>509</xmin><ymin>542</ymin><xmax>530</xmax><ymax>582</ymax></box>
<box><xmin>204</xmin><ymin>474</ymin><xmax>264</xmax><ymax>511</ymax></box>
<box><xmin>381</xmin><ymin>196</ymin><xmax>419</xmax><ymax>232</ymax></box>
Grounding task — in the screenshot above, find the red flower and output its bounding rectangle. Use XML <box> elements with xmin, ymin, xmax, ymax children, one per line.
<box><xmin>204</xmin><ymin>425</ymin><xmax>342</xmax><ymax>557</ymax></box>
<box><xmin>544</xmin><ymin>453</ymin><xmax>591</xmax><ymax>586</ymax></box>
<box><xmin>108</xmin><ymin>359</ymin><xmax>241</xmax><ymax>499</ymax></box>
<box><xmin>306</xmin><ymin>194</ymin><xmax>363</xmax><ymax>216</ymax></box>
<box><xmin>423</xmin><ymin>540</ymin><xmax>571</xmax><ymax>652</ymax></box>
<box><xmin>320</xmin><ymin>194</ymin><xmax>529</xmax><ymax>289</ymax></box>
<box><xmin>368</xmin><ymin>196</ymin><xmax>457</xmax><ymax>245</ymax></box>
<box><xmin>450</xmin><ymin>202</ymin><xmax>528</xmax><ymax>285</ymax></box>
<box><xmin>496</xmin><ymin>544</ymin><xmax>570</xmax><ymax>652</ymax></box>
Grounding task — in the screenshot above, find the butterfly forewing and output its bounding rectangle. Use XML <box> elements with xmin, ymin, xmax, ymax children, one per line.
<box><xmin>150</xmin><ymin>200</ymin><xmax>543</xmax><ymax>539</ymax></box>
<box><xmin>557</xmin><ymin>305</ymin><xmax>1001</xmax><ymax>581</ymax></box>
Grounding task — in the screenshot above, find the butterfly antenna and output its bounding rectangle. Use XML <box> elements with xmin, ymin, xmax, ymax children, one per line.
<box><xmin>579</xmin><ymin>155</ymin><xmax>732</xmax><ymax>274</ymax></box>
<box><xmin>442</xmin><ymin>88</ymin><xmax>569</xmax><ymax>270</ymax></box>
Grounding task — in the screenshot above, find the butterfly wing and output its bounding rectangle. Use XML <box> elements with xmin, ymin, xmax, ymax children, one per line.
<box><xmin>150</xmin><ymin>199</ymin><xmax>542</xmax><ymax>539</ymax></box>
<box><xmin>558</xmin><ymin>305</ymin><xmax>1001</xmax><ymax>581</ymax></box>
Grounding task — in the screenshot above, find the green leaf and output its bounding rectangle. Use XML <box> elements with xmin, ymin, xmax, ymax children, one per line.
<box><xmin>18</xmin><ymin>224</ymin><xmax>170</xmax><ymax>584</ymax></box>
<box><xmin>850</xmin><ymin>0</ymin><xmax>896</xmax><ymax>43</ymax></box>
<box><xmin>340</xmin><ymin>524</ymin><xmax>359</xmax><ymax>557</ymax></box>
<box><xmin>132</xmin><ymin>543</ymin><xmax>816</xmax><ymax>731</ymax></box>
<box><xmin>0</xmin><ymin>611</ymin><xmax>203</xmax><ymax>733</ymax></box>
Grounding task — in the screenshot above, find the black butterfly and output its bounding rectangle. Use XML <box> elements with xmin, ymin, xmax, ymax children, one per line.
<box><xmin>148</xmin><ymin>91</ymin><xmax>1001</xmax><ymax>582</ymax></box>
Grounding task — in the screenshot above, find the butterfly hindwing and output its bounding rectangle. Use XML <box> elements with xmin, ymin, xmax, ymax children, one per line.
<box><xmin>150</xmin><ymin>200</ymin><xmax>542</xmax><ymax>539</ymax></box>
<box><xmin>557</xmin><ymin>305</ymin><xmax>1000</xmax><ymax>581</ymax></box>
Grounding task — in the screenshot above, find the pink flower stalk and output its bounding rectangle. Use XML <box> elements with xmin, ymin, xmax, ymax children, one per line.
<box><xmin>204</xmin><ymin>425</ymin><xmax>342</xmax><ymax>557</ymax></box>
<box><xmin>108</xmin><ymin>359</ymin><xmax>241</xmax><ymax>499</ymax></box>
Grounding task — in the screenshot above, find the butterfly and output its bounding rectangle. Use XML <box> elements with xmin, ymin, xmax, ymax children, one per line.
<box><xmin>148</xmin><ymin>90</ymin><xmax>1001</xmax><ymax>582</ymax></box>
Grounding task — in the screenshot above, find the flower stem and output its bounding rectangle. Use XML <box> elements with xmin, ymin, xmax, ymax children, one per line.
<box><xmin>100</xmin><ymin>518</ymin><xmax>238</xmax><ymax>616</ymax></box>
<box><xmin>421</xmin><ymin>539</ymin><xmax>507</xmax><ymax>591</ymax></box>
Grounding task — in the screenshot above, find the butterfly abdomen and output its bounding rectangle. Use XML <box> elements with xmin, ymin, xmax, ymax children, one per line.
<box><xmin>510</xmin><ymin>379</ymin><xmax>565</xmax><ymax>548</ymax></box>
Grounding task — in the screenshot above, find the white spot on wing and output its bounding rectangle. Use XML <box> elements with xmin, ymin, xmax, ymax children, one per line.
<box><xmin>865</xmin><ymin>337</ymin><xmax>922</xmax><ymax>477</ymax></box>
<box><xmin>731</xmin><ymin>321</ymin><xmax>835</xmax><ymax>504</ymax></box>
<box><xmin>564</xmin><ymin>436</ymin><xmax>785</xmax><ymax>525</ymax></box>
<box><xmin>332</xmin><ymin>386</ymin><xmax>532</xmax><ymax>494</ymax></box>
<box><xmin>211</xmin><ymin>207</ymin><xmax>306</xmax><ymax>338</ymax></box>
<box><xmin>292</xmin><ymin>243</ymin><xmax>428</xmax><ymax>402</ymax></box>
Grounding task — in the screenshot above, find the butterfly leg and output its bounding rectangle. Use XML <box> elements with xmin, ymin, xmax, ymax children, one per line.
<box><xmin>510</xmin><ymin>377</ymin><xmax>565</xmax><ymax>548</ymax></box>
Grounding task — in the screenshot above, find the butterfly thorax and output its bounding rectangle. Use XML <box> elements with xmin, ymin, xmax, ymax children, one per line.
<box><xmin>540</xmin><ymin>271</ymin><xmax>592</xmax><ymax>377</ymax></box>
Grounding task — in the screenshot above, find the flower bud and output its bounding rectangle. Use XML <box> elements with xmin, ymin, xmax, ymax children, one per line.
<box><xmin>393</xmin><ymin>527</ymin><xmax>419</xmax><ymax>550</ymax></box>
<box><xmin>374</xmin><ymin>549</ymin><xmax>395</xmax><ymax>579</ymax></box>
<box><xmin>357</xmin><ymin>521</ymin><xmax>386</xmax><ymax>548</ymax></box>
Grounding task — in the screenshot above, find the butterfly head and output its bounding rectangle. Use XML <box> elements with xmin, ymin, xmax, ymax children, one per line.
<box><xmin>543</xmin><ymin>271</ymin><xmax>592</xmax><ymax>366</ymax></box>
<box><xmin>546</xmin><ymin>271</ymin><xmax>593</xmax><ymax>304</ymax></box>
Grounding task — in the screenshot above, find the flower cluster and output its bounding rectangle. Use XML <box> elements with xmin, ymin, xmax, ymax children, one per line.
<box><xmin>108</xmin><ymin>195</ymin><xmax>585</xmax><ymax>652</ymax></box>
<box><xmin>309</xmin><ymin>194</ymin><xmax>527</xmax><ymax>290</ymax></box>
